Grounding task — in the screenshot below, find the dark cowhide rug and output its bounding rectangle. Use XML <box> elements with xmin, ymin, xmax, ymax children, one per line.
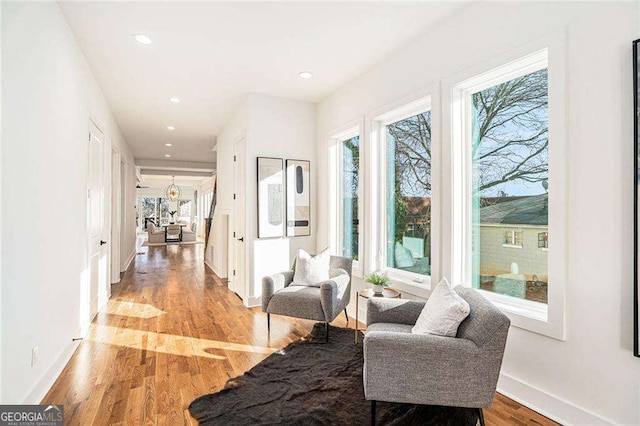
<box><xmin>189</xmin><ymin>323</ymin><xmax>479</xmax><ymax>425</ymax></box>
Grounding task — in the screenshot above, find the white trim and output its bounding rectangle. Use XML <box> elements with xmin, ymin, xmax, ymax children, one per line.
<box><xmin>246</xmin><ymin>295</ymin><xmax>261</xmax><ymax>308</ymax></box>
<box><xmin>110</xmin><ymin>148</ymin><xmax>122</xmax><ymax>284</ymax></box>
<box><xmin>123</xmin><ymin>248</ymin><xmax>136</xmax><ymax>272</ymax></box>
<box><xmin>443</xmin><ymin>30</ymin><xmax>566</xmax><ymax>340</ymax></box>
<box><xmin>328</xmin><ymin>119</ymin><xmax>365</xmax><ymax>278</ymax></box>
<box><xmin>20</xmin><ymin>339</ymin><xmax>80</xmax><ymax>404</ymax></box>
<box><xmin>370</xmin><ymin>87</ymin><xmax>440</xmax><ymax>290</ymax></box>
<box><xmin>497</xmin><ymin>372</ymin><xmax>615</xmax><ymax>426</ymax></box>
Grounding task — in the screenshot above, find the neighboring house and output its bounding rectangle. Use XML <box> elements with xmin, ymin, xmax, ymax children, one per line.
<box><xmin>478</xmin><ymin>194</ymin><xmax>548</xmax><ymax>284</ymax></box>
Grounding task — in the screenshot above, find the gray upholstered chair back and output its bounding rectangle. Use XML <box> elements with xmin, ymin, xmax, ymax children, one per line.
<box><xmin>291</xmin><ymin>254</ymin><xmax>353</xmax><ymax>281</ymax></box>
<box><xmin>454</xmin><ymin>286</ymin><xmax>510</xmax><ymax>347</ymax></box>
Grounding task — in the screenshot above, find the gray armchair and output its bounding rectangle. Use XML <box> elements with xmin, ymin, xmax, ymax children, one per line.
<box><xmin>363</xmin><ymin>286</ymin><xmax>510</xmax><ymax>425</ymax></box>
<box><xmin>262</xmin><ymin>255</ymin><xmax>353</xmax><ymax>342</ymax></box>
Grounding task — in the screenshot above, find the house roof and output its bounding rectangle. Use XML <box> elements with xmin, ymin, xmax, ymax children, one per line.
<box><xmin>479</xmin><ymin>194</ymin><xmax>548</xmax><ymax>226</ymax></box>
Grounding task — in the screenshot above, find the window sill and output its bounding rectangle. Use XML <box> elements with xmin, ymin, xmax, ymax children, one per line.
<box><xmin>385</xmin><ymin>270</ymin><xmax>432</xmax><ymax>299</ymax></box>
<box><xmin>502</xmin><ymin>244</ymin><xmax>523</xmax><ymax>249</ymax></box>
<box><xmin>477</xmin><ymin>289</ymin><xmax>565</xmax><ymax>340</ymax></box>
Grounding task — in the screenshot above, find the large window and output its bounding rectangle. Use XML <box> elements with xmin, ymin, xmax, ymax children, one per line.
<box><xmin>341</xmin><ymin>136</ymin><xmax>360</xmax><ymax>260</ymax></box>
<box><xmin>450</xmin><ymin>42</ymin><xmax>566</xmax><ymax>338</ymax></box>
<box><xmin>470</xmin><ymin>67</ymin><xmax>549</xmax><ymax>304</ymax></box>
<box><xmin>140</xmin><ymin>197</ymin><xmax>170</xmax><ymax>228</ymax></box>
<box><xmin>179</xmin><ymin>199</ymin><xmax>193</xmax><ymax>222</ymax></box>
<box><xmin>384</xmin><ymin>110</ymin><xmax>432</xmax><ymax>280</ymax></box>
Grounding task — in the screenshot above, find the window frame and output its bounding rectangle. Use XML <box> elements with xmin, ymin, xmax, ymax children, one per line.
<box><xmin>445</xmin><ymin>32</ymin><xmax>566</xmax><ymax>340</ymax></box>
<box><xmin>330</xmin><ymin>123</ymin><xmax>364</xmax><ymax>277</ymax></box>
<box><xmin>502</xmin><ymin>229</ymin><xmax>524</xmax><ymax>249</ymax></box>
<box><xmin>372</xmin><ymin>94</ymin><xmax>438</xmax><ymax>294</ymax></box>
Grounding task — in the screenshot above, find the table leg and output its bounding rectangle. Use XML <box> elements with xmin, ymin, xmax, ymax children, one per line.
<box><xmin>355</xmin><ymin>293</ymin><xmax>359</xmax><ymax>344</ymax></box>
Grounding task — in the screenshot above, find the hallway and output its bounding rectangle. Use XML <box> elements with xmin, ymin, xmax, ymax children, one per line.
<box><xmin>42</xmin><ymin>244</ymin><xmax>555</xmax><ymax>425</ymax></box>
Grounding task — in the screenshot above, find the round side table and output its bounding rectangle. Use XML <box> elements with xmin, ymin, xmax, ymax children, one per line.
<box><xmin>355</xmin><ymin>287</ymin><xmax>401</xmax><ymax>344</ymax></box>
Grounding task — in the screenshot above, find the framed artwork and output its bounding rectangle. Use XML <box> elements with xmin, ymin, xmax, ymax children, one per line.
<box><xmin>257</xmin><ymin>157</ymin><xmax>284</xmax><ymax>238</ymax></box>
<box><xmin>286</xmin><ymin>159</ymin><xmax>310</xmax><ymax>237</ymax></box>
<box><xmin>633</xmin><ymin>39</ymin><xmax>640</xmax><ymax>357</ymax></box>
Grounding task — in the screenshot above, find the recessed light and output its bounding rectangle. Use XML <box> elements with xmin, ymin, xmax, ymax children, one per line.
<box><xmin>165</xmin><ymin>154</ymin><xmax>171</xmax><ymax>157</ymax></box>
<box><xmin>298</xmin><ymin>71</ymin><xmax>313</xmax><ymax>79</ymax></box>
<box><xmin>133</xmin><ymin>34</ymin><xmax>152</xmax><ymax>45</ymax></box>
<box><xmin>169</xmin><ymin>97</ymin><xmax>180</xmax><ymax>103</ymax></box>
<box><xmin>166</xmin><ymin>126</ymin><xmax>175</xmax><ymax>131</ymax></box>
<box><xmin>165</xmin><ymin>143</ymin><xmax>172</xmax><ymax>147</ymax></box>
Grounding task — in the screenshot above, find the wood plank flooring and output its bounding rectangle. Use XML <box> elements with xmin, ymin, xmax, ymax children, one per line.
<box><xmin>42</xmin><ymin>241</ymin><xmax>559</xmax><ymax>425</ymax></box>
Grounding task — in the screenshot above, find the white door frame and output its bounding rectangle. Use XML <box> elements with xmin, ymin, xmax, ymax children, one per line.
<box><xmin>110</xmin><ymin>146</ymin><xmax>122</xmax><ymax>284</ymax></box>
<box><xmin>84</xmin><ymin>118</ymin><xmax>109</xmax><ymax>334</ymax></box>
<box><xmin>232</xmin><ymin>135</ymin><xmax>248</xmax><ymax>304</ymax></box>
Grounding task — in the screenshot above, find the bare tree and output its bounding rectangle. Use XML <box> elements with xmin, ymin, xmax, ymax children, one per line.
<box><xmin>472</xmin><ymin>68</ymin><xmax>548</xmax><ymax>195</ymax></box>
<box><xmin>386</xmin><ymin>68</ymin><xmax>548</xmax><ymax>240</ymax></box>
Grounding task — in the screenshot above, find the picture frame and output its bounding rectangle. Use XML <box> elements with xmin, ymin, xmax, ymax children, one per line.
<box><xmin>257</xmin><ymin>157</ymin><xmax>284</xmax><ymax>238</ymax></box>
<box><xmin>286</xmin><ymin>159</ymin><xmax>311</xmax><ymax>237</ymax></box>
<box><xmin>633</xmin><ymin>39</ymin><xmax>640</xmax><ymax>357</ymax></box>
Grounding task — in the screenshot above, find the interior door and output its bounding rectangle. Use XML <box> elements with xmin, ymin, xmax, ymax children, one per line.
<box><xmin>232</xmin><ymin>137</ymin><xmax>246</xmax><ymax>300</ymax></box>
<box><xmin>88</xmin><ymin>121</ymin><xmax>106</xmax><ymax>321</ymax></box>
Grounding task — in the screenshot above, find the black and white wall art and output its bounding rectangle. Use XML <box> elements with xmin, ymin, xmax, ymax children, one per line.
<box><xmin>257</xmin><ymin>157</ymin><xmax>284</xmax><ymax>238</ymax></box>
<box><xmin>286</xmin><ymin>159</ymin><xmax>310</xmax><ymax>237</ymax></box>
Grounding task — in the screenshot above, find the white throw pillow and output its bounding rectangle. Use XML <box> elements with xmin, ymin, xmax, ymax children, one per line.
<box><xmin>293</xmin><ymin>248</ymin><xmax>330</xmax><ymax>286</ymax></box>
<box><xmin>412</xmin><ymin>278</ymin><xmax>470</xmax><ymax>337</ymax></box>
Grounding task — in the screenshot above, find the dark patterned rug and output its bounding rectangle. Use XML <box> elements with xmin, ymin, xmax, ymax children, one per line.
<box><xmin>189</xmin><ymin>323</ymin><xmax>479</xmax><ymax>425</ymax></box>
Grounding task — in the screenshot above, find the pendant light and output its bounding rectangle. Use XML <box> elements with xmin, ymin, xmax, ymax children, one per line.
<box><xmin>166</xmin><ymin>175</ymin><xmax>181</xmax><ymax>201</ymax></box>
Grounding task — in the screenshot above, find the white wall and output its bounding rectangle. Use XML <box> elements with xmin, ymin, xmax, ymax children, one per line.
<box><xmin>317</xmin><ymin>2</ymin><xmax>639</xmax><ymax>424</ymax></box>
<box><xmin>246</xmin><ymin>95</ymin><xmax>316</xmax><ymax>306</ymax></box>
<box><xmin>209</xmin><ymin>98</ymin><xmax>248</xmax><ymax>280</ymax></box>
<box><xmin>0</xmin><ymin>0</ymin><xmax>4</xmax><ymax>403</ymax></box>
<box><xmin>1</xmin><ymin>1</ymin><xmax>136</xmax><ymax>403</ymax></box>
<box><xmin>214</xmin><ymin>94</ymin><xmax>316</xmax><ymax>306</ymax></box>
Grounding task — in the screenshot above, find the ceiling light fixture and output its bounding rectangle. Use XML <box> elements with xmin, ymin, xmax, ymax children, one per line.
<box><xmin>298</xmin><ymin>71</ymin><xmax>313</xmax><ymax>79</ymax></box>
<box><xmin>133</xmin><ymin>34</ymin><xmax>152</xmax><ymax>45</ymax></box>
<box><xmin>166</xmin><ymin>126</ymin><xmax>175</xmax><ymax>131</ymax></box>
<box><xmin>165</xmin><ymin>175</ymin><xmax>181</xmax><ymax>202</ymax></box>
<box><xmin>165</xmin><ymin>143</ymin><xmax>173</xmax><ymax>147</ymax></box>
<box><xmin>165</xmin><ymin>154</ymin><xmax>171</xmax><ymax>157</ymax></box>
<box><xmin>169</xmin><ymin>97</ymin><xmax>180</xmax><ymax>103</ymax></box>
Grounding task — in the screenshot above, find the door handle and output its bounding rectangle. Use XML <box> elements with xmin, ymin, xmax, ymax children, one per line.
<box><xmin>238</xmin><ymin>237</ymin><xmax>244</xmax><ymax>242</ymax></box>
<box><xmin>100</xmin><ymin>240</ymin><xmax>107</xmax><ymax>246</ymax></box>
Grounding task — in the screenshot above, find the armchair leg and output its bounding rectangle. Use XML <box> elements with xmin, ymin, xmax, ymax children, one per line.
<box><xmin>478</xmin><ymin>408</ymin><xmax>485</xmax><ymax>426</ymax></box>
<box><xmin>344</xmin><ymin>308</ymin><xmax>349</xmax><ymax>323</ymax></box>
<box><xmin>371</xmin><ymin>400</ymin><xmax>376</xmax><ymax>426</ymax></box>
<box><xmin>325</xmin><ymin>322</ymin><xmax>330</xmax><ymax>342</ymax></box>
<box><xmin>267</xmin><ymin>314</ymin><xmax>270</xmax><ymax>333</ymax></box>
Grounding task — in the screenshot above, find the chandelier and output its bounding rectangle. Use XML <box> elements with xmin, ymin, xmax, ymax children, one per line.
<box><xmin>165</xmin><ymin>176</ymin><xmax>181</xmax><ymax>201</ymax></box>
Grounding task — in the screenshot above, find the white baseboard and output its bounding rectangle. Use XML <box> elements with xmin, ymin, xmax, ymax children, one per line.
<box><xmin>347</xmin><ymin>300</ymin><xmax>613</xmax><ymax>425</ymax></box>
<box><xmin>346</xmin><ymin>302</ymin><xmax>366</xmax><ymax>324</ymax></box>
<box><xmin>497</xmin><ymin>372</ymin><xmax>614</xmax><ymax>425</ymax></box>
<box><xmin>205</xmin><ymin>260</ymin><xmax>227</xmax><ymax>279</ymax></box>
<box><xmin>246</xmin><ymin>295</ymin><xmax>261</xmax><ymax>308</ymax></box>
<box><xmin>21</xmin><ymin>338</ymin><xmax>80</xmax><ymax>404</ymax></box>
<box><xmin>122</xmin><ymin>249</ymin><xmax>136</xmax><ymax>272</ymax></box>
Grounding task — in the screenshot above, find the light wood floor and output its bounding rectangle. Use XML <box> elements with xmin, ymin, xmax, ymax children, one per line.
<box><xmin>42</xmin><ymin>242</ymin><xmax>559</xmax><ymax>425</ymax></box>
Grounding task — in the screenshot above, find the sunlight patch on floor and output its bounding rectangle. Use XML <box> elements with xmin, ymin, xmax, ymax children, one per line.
<box><xmin>102</xmin><ymin>300</ymin><xmax>167</xmax><ymax>319</ymax></box>
<box><xmin>87</xmin><ymin>324</ymin><xmax>277</xmax><ymax>359</ymax></box>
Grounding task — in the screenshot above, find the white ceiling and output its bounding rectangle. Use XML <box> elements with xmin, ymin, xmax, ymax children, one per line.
<box><xmin>138</xmin><ymin>174</ymin><xmax>207</xmax><ymax>189</ymax></box>
<box><xmin>59</xmin><ymin>1</ymin><xmax>467</xmax><ymax>164</ymax></box>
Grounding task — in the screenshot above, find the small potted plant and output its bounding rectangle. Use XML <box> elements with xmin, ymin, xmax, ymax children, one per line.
<box><xmin>365</xmin><ymin>272</ymin><xmax>390</xmax><ymax>295</ymax></box>
<box><xmin>169</xmin><ymin>210</ymin><xmax>177</xmax><ymax>224</ymax></box>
